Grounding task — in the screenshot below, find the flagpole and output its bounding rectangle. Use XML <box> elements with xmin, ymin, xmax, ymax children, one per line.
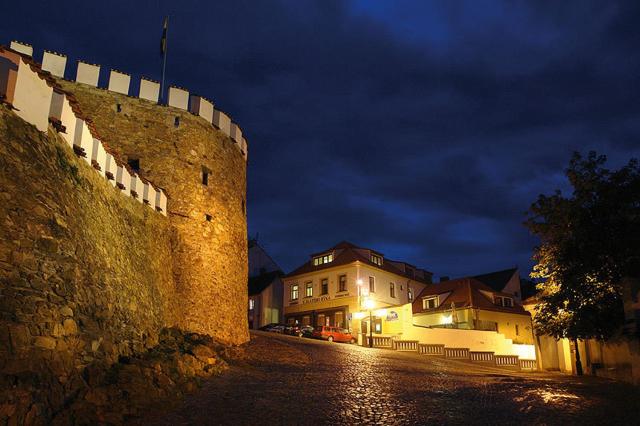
<box><xmin>160</xmin><ymin>15</ymin><xmax>169</xmax><ymax>104</ymax></box>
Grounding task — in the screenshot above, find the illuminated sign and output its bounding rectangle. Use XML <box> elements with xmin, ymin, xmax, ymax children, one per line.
<box><xmin>302</xmin><ymin>295</ymin><xmax>330</xmax><ymax>304</ymax></box>
<box><xmin>386</xmin><ymin>311</ymin><xmax>399</xmax><ymax>321</ymax></box>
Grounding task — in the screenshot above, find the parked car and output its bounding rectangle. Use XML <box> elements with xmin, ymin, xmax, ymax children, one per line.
<box><xmin>259</xmin><ymin>323</ymin><xmax>279</xmax><ymax>331</ymax></box>
<box><xmin>312</xmin><ymin>326</ymin><xmax>356</xmax><ymax>343</ymax></box>
<box><xmin>270</xmin><ymin>324</ymin><xmax>286</xmax><ymax>333</ymax></box>
<box><xmin>284</xmin><ymin>324</ymin><xmax>301</xmax><ymax>336</ymax></box>
<box><xmin>298</xmin><ymin>325</ymin><xmax>315</xmax><ymax>338</ymax></box>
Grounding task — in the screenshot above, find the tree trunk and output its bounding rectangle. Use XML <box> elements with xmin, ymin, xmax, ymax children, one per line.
<box><xmin>574</xmin><ymin>338</ymin><xmax>583</xmax><ymax>376</ymax></box>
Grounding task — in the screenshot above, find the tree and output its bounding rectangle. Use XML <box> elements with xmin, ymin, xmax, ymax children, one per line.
<box><xmin>525</xmin><ymin>151</ymin><xmax>640</xmax><ymax>375</ymax></box>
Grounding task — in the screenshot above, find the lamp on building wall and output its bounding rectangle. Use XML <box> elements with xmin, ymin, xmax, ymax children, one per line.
<box><xmin>363</xmin><ymin>297</ymin><xmax>375</xmax><ymax>348</ymax></box>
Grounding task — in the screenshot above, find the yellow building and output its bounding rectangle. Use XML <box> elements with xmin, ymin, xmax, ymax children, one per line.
<box><xmin>283</xmin><ymin>241</ymin><xmax>432</xmax><ymax>333</ymax></box>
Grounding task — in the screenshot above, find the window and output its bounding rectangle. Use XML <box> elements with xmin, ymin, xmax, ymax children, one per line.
<box><xmin>127</xmin><ymin>158</ymin><xmax>140</xmax><ymax>173</ymax></box>
<box><xmin>515</xmin><ymin>324</ymin><xmax>520</xmax><ymax>336</ymax></box>
<box><xmin>205</xmin><ymin>214</ymin><xmax>212</xmax><ymax>222</ymax></box>
<box><xmin>390</xmin><ymin>282</ymin><xmax>395</xmax><ymax>298</ymax></box>
<box><xmin>335</xmin><ymin>311</ymin><xmax>344</xmax><ymax>328</ymax></box>
<box><xmin>321</xmin><ymin>278</ymin><xmax>328</xmax><ymax>295</ymax></box>
<box><xmin>116</xmin><ymin>103</ymin><xmax>122</xmax><ymax>113</ymax></box>
<box><xmin>291</xmin><ymin>284</ymin><xmax>299</xmax><ymax>301</ymax></box>
<box><xmin>408</xmin><ymin>287</ymin><xmax>413</xmax><ymax>302</ymax></box>
<box><xmin>305</xmin><ymin>281</ymin><xmax>313</xmax><ymax>298</ymax></box>
<box><xmin>495</xmin><ymin>296</ymin><xmax>514</xmax><ymax>307</ymax></box>
<box><xmin>338</xmin><ymin>275</ymin><xmax>347</xmax><ymax>292</ymax></box>
<box><xmin>369</xmin><ymin>276</ymin><xmax>375</xmax><ymax>293</ymax></box>
<box><xmin>422</xmin><ymin>297</ymin><xmax>438</xmax><ymax>310</ymax></box>
<box><xmin>174</xmin><ymin>116</ymin><xmax>180</xmax><ymax>127</ymax></box>
<box><xmin>249</xmin><ymin>299</ymin><xmax>254</xmax><ymax>310</ymax></box>
<box><xmin>202</xmin><ymin>167</ymin><xmax>210</xmax><ymax>186</ymax></box>
<box><xmin>313</xmin><ymin>253</ymin><xmax>333</xmax><ymax>266</ymax></box>
<box><xmin>242</xmin><ymin>199</ymin><xmax>245</xmax><ymax>215</ymax></box>
<box><xmin>370</xmin><ymin>253</ymin><xmax>383</xmax><ymax>266</ymax></box>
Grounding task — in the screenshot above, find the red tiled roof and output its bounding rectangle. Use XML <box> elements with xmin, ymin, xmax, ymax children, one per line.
<box><xmin>412</xmin><ymin>277</ymin><xmax>530</xmax><ymax>316</ymax></box>
<box><xmin>285</xmin><ymin>241</ymin><xmax>432</xmax><ymax>283</ymax></box>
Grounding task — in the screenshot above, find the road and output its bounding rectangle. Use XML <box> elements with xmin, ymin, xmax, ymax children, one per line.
<box><xmin>150</xmin><ymin>331</ymin><xmax>640</xmax><ymax>425</ymax></box>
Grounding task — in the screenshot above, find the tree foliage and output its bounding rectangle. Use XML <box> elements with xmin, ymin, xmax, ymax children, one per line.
<box><xmin>525</xmin><ymin>151</ymin><xmax>640</xmax><ymax>341</ymax></box>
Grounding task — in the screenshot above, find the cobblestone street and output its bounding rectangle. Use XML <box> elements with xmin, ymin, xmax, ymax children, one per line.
<box><xmin>151</xmin><ymin>332</ymin><xmax>640</xmax><ymax>425</ymax></box>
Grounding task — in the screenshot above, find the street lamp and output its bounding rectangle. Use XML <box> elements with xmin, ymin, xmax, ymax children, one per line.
<box><xmin>363</xmin><ymin>298</ymin><xmax>375</xmax><ymax>348</ymax></box>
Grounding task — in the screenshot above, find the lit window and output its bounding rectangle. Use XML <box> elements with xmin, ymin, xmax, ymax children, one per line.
<box><xmin>321</xmin><ymin>278</ymin><xmax>328</xmax><ymax>295</ymax></box>
<box><xmin>390</xmin><ymin>282</ymin><xmax>395</xmax><ymax>298</ymax></box>
<box><xmin>422</xmin><ymin>297</ymin><xmax>438</xmax><ymax>310</ymax></box>
<box><xmin>249</xmin><ymin>299</ymin><xmax>254</xmax><ymax>310</ymax></box>
<box><xmin>408</xmin><ymin>287</ymin><xmax>413</xmax><ymax>302</ymax></box>
<box><xmin>313</xmin><ymin>253</ymin><xmax>334</xmax><ymax>266</ymax></box>
<box><xmin>305</xmin><ymin>281</ymin><xmax>313</xmax><ymax>297</ymax></box>
<box><xmin>370</xmin><ymin>254</ymin><xmax>383</xmax><ymax>266</ymax></box>
<box><xmin>369</xmin><ymin>276</ymin><xmax>375</xmax><ymax>293</ymax></box>
<box><xmin>291</xmin><ymin>284</ymin><xmax>299</xmax><ymax>301</ymax></box>
<box><xmin>338</xmin><ymin>275</ymin><xmax>347</xmax><ymax>292</ymax></box>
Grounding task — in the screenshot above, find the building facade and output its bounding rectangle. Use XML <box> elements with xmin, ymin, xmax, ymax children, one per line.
<box><xmin>283</xmin><ymin>241</ymin><xmax>432</xmax><ymax>334</ymax></box>
<box><xmin>248</xmin><ymin>240</ymin><xmax>284</xmax><ymax>329</ymax></box>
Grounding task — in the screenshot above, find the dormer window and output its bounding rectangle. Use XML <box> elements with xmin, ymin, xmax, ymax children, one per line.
<box><xmin>495</xmin><ymin>296</ymin><xmax>513</xmax><ymax>307</ymax></box>
<box><xmin>313</xmin><ymin>253</ymin><xmax>333</xmax><ymax>266</ymax></box>
<box><xmin>422</xmin><ymin>296</ymin><xmax>438</xmax><ymax>310</ymax></box>
<box><xmin>370</xmin><ymin>254</ymin><xmax>383</xmax><ymax>266</ymax></box>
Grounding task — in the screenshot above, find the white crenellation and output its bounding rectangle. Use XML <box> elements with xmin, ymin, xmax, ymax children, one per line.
<box><xmin>189</xmin><ymin>95</ymin><xmax>214</xmax><ymax>123</ymax></box>
<box><xmin>168</xmin><ymin>86</ymin><xmax>189</xmax><ymax>110</ymax></box>
<box><xmin>104</xmin><ymin>153</ymin><xmax>118</xmax><ymax>186</ymax></box>
<box><xmin>142</xmin><ymin>181</ymin><xmax>156</xmax><ymax>209</ymax></box>
<box><xmin>213</xmin><ymin>109</ymin><xmax>231</xmax><ymax>137</ymax></box>
<box><xmin>139</xmin><ymin>77</ymin><xmax>160</xmax><ymax>103</ymax></box>
<box><xmin>10</xmin><ymin>41</ymin><xmax>33</xmax><ymax>57</ymax></box>
<box><xmin>91</xmin><ymin>138</ymin><xmax>106</xmax><ymax>176</ymax></box>
<box><xmin>115</xmin><ymin>163</ymin><xmax>131</xmax><ymax>195</ymax></box>
<box><xmin>230</xmin><ymin>123</ymin><xmax>242</xmax><ymax>145</ymax></box>
<box><xmin>108</xmin><ymin>69</ymin><xmax>130</xmax><ymax>95</ymax></box>
<box><xmin>130</xmin><ymin>175</ymin><xmax>143</xmax><ymax>202</ymax></box>
<box><xmin>41</xmin><ymin>51</ymin><xmax>67</xmax><ymax>77</ymax></box>
<box><xmin>76</xmin><ymin>61</ymin><xmax>100</xmax><ymax>87</ymax></box>
<box><xmin>73</xmin><ymin>119</ymin><xmax>95</xmax><ymax>165</ymax></box>
<box><xmin>11</xmin><ymin>55</ymin><xmax>53</xmax><ymax>132</ymax></box>
<box><xmin>2</xmin><ymin>45</ymin><xmax>170</xmax><ymax>215</ymax></box>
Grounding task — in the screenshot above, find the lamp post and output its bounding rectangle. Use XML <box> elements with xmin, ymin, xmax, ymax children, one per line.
<box><xmin>363</xmin><ymin>298</ymin><xmax>375</xmax><ymax>348</ymax></box>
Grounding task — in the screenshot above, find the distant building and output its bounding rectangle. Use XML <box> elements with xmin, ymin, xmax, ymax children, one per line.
<box><xmin>248</xmin><ymin>240</ymin><xmax>284</xmax><ymax>329</ymax></box>
<box><xmin>283</xmin><ymin>241</ymin><xmax>432</xmax><ymax>332</ymax></box>
<box><xmin>472</xmin><ymin>267</ymin><xmax>523</xmax><ymax>302</ymax></box>
<box><xmin>412</xmin><ymin>277</ymin><xmax>534</xmax><ymax>345</ymax></box>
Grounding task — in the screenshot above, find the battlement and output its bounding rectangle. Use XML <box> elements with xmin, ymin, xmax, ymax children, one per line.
<box><xmin>0</xmin><ymin>45</ymin><xmax>168</xmax><ymax>214</ymax></box>
<box><xmin>7</xmin><ymin>39</ymin><xmax>249</xmax><ymax>160</ymax></box>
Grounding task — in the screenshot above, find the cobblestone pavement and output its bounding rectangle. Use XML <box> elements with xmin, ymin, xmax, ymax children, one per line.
<box><xmin>150</xmin><ymin>331</ymin><xmax>640</xmax><ymax>425</ymax></box>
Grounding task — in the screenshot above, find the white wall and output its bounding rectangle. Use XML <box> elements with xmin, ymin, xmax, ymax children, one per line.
<box><xmin>10</xmin><ymin>41</ymin><xmax>32</xmax><ymax>56</ymax></box>
<box><xmin>139</xmin><ymin>78</ymin><xmax>160</xmax><ymax>103</ymax></box>
<box><xmin>108</xmin><ymin>70</ymin><xmax>130</xmax><ymax>95</ymax></box>
<box><xmin>168</xmin><ymin>86</ymin><xmax>189</xmax><ymax>110</ymax></box>
<box><xmin>76</xmin><ymin>61</ymin><xmax>100</xmax><ymax>87</ymax></box>
<box><xmin>41</xmin><ymin>51</ymin><xmax>67</xmax><ymax>77</ymax></box>
<box><xmin>91</xmin><ymin>138</ymin><xmax>106</xmax><ymax>176</ymax></box>
<box><xmin>213</xmin><ymin>109</ymin><xmax>231</xmax><ymax>137</ymax></box>
<box><xmin>12</xmin><ymin>57</ymin><xmax>53</xmax><ymax>131</ymax></box>
<box><xmin>230</xmin><ymin>123</ymin><xmax>242</xmax><ymax>145</ymax></box>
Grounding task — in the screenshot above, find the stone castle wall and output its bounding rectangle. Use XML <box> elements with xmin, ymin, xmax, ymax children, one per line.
<box><xmin>54</xmin><ymin>79</ymin><xmax>250</xmax><ymax>344</ymax></box>
<box><xmin>0</xmin><ymin>105</ymin><xmax>178</xmax><ymax>371</ymax></box>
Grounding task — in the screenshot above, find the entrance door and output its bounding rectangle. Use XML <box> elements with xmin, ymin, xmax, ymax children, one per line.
<box><xmin>361</xmin><ymin>319</ymin><xmax>369</xmax><ymax>346</ymax></box>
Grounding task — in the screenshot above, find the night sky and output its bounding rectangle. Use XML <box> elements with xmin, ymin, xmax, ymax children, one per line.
<box><xmin>3</xmin><ymin>1</ymin><xmax>640</xmax><ymax>279</ymax></box>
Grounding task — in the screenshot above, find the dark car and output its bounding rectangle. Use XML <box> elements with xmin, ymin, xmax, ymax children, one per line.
<box><xmin>298</xmin><ymin>325</ymin><xmax>314</xmax><ymax>338</ymax></box>
<box><xmin>284</xmin><ymin>324</ymin><xmax>301</xmax><ymax>336</ymax></box>
<box><xmin>312</xmin><ymin>326</ymin><xmax>356</xmax><ymax>343</ymax></box>
<box><xmin>259</xmin><ymin>323</ymin><xmax>280</xmax><ymax>331</ymax></box>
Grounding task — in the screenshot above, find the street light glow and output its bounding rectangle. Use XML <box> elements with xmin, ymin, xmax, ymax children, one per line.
<box><xmin>363</xmin><ymin>298</ymin><xmax>375</xmax><ymax>310</ymax></box>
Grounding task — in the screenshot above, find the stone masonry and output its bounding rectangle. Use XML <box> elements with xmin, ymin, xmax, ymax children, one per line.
<box><xmin>55</xmin><ymin>79</ymin><xmax>249</xmax><ymax>345</ymax></box>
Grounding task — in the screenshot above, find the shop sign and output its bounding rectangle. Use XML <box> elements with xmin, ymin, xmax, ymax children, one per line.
<box><xmin>302</xmin><ymin>295</ymin><xmax>330</xmax><ymax>304</ymax></box>
<box><xmin>386</xmin><ymin>311</ymin><xmax>399</xmax><ymax>321</ymax></box>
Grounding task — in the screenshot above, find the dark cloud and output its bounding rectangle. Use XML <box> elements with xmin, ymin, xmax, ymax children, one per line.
<box><xmin>3</xmin><ymin>0</ymin><xmax>639</xmax><ymax>278</ymax></box>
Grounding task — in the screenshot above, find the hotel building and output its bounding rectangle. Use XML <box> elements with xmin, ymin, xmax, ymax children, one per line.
<box><xmin>283</xmin><ymin>241</ymin><xmax>432</xmax><ymax>333</ymax></box>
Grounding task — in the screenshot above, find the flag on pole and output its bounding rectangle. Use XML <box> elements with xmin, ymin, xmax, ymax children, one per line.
<box><xmin>160</xmin><ymin>16</ymin><xmax>168</xmax><ymax>55</ymax></box>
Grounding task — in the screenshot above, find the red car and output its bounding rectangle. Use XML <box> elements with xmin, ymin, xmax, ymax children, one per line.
<box><xmin>312</xmin><ymin>326</ymin><xmax>356</xmax><ymax>343</ymax></box>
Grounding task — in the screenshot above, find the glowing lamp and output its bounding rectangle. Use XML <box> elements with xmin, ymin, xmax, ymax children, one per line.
<box><xmin>356</xmin><ymin>278</ymin><xmax>363</xmax><ymax>285</ymax></box>
<box><xmin>353</xmin><ymin>311</ymin><xmax>366</xmax><ymax>320</ymax></box>
<box><xmin>363</xmin><ymin>298</ymin><xmax>375</xmax><ymax>310</ymax></box>
<box><xmin>441</xmin><ymin>315</ymin><xmax>453</xmax><ymax>325</ymax></box>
